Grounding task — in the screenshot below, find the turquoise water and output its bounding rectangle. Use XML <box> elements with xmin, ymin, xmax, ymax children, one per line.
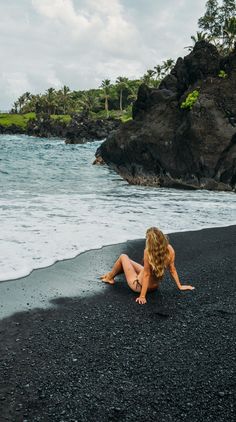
<box><xmin>0</xmin><ymin>134</ymin><xmax>235</xmax><ymax>281</ymax></box>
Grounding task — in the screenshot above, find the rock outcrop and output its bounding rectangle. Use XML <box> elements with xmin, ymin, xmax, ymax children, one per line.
<box><xmin>0</xmin><ymin>112</ymin><xmax>120</xmax><ymax>143</ymax></box>
<box><xmin>0</xmin><ymin>124</ymin><xmax>25</xmax><ymax>135</ymax></box>
<box><xmin>98</xmin><ymin>41</ymin><xmax>236</xmax><ymax>191</ymax></box>
<box><xmin>64</xmin><ymin>113</ymin><xmax>120</xmax><ymax>144</ymax></box>
<box><xmin>26</xmin><ymin>112</ymin><xmax>120</xmax><ymax>143</ymax></box>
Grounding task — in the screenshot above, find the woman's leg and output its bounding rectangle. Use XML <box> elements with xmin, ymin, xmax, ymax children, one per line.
<box><xmin>129</xmin><ymin>259</ymin><xmax>143</xmax><ymax>274</ymax></box>
<box><xmin>100</xmin><ymin>255</ymin><xmax>124</xmax><ymax>284</ymax></box>
<box><xmin>119</xmin><ymin>254</ymin><xmax>142</xmax><ymax>292</ymax></box>
<box><xmin>101</xmin><ymin>254</ymin><xmax>142</xmax><ymax>292</ymax></box>
<box><xmin>100</xmin><ymin>255</ymin><xmax>143</xmax><ymax>283</ymax></box>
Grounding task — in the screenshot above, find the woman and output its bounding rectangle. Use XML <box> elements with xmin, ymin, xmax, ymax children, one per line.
<box><xmin>100</xmin><ymin>227</ymin><xmax>195</xmax><ymax>305</ymax></box>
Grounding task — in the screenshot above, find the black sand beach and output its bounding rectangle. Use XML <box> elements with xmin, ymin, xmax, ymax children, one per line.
<box><xmin>0</xmin><ymin>226</ymin><xmax>235</xmax><ymax>422</ymax></box>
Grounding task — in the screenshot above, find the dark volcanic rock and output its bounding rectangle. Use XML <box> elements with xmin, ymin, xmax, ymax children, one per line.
<box><xmin>26</xmin><ymin>113</ymin><xmax>65</xmax><ymax>138</ymax></box>
<box><xmin>64</xmin><ymin>114</ymin><xmax>120</xmax><ymax>144</ymax></box>
<box><xmin>26</xmin><ymin>112</ymin><xmax>120</xmax><ymax>143</ymax></box>
<box><xmin>99</xmin><ymin>41</ymin><xmax>236</xmax><ymax>191</ymax></box>
<box><xmin>1</xmin><ymin>112</ymin><xmax>120</xmax><ymax>143</ymax></box>
<box><xmin>0</xmin><ymin>124</ymin><xmax>25</xmax><ymax>135</ymax></box>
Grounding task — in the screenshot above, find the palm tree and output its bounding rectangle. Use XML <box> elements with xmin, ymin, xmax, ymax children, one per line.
<box><xmin>13</xmin><ymin>101</ymin><xmax>19</xmax><ymax>113</ymax></box>
<box><xmin>115</xmin><ymin>76</ymin><xmax>129</xmax><ymax>111</ymax></box>
<box><xmin>192</xmin><ymin>31</ymin><xmax>210</xmax><ymax>43</ymax></box>
<box><xmin>185</xmin><ymin>31</ymin><xmax>210</xmax><ymax>50</ymax></box>
<box><xmin>24</xmin><ymin>92</ymin><xmax>31</xmax><ymax>102</ymax></box>
<box><xmin>100</xmin><ymin>79</ymin><xmax>111</xmax><ymax>118</ymax></box>
<box><xmin>45</xmin><ymin>88</ymin><xmax>57</xmax><ymax>115</ymax></box>
<box><xmin>127</xmin><ymin>87</ymin><xmax>137</xmax><ymax>105</ymax></box>
<box><xmin>153</xmin><ymin>64</ymin><xmax>163</xmax><ymax>80</ymax></box>
<box><xmin>78</xmin><ymin>91</ymin><xmax>99</xmax><ymax>113</ymax></box>
<box><xmin>142</xmin><ymin>69</ymin><xmax>156</xmax><ymax>87</ymax></box>
<box><xmin>36</xmin><ymin>95</ymin><xmax>45</xmax><ymax>114</ymax></box>
<box><xmin>20</xmin><ymin>92</ymin><xmax>33</xmax><ymax>113</ymax></box>
<box><xmin>17</xmin><ymin>95</ymin><xmax>26</xmax><ymax>113</ymax></box>
<box><xmin>162</xmin><ymin>59</ymin><xmax>175</xmax><ymax>75</ymax></box>
<box><xmin>223</xmin><ymin>17</ymin><xmax>236</xmax><ymax>52</ymax></box>
<box><xmin>58</xmin><ymin>85</ymin><xmax>71</xmax><ymax>114</ymax></box>
<box><xmin>147</xmin><ymin>69</ymin><xmax>155</xmax><ymax>78</ymax></box>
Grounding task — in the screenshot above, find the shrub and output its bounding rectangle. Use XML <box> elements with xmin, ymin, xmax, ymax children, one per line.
<box><xmin>181</xmin><ymin>90</ymin><xmax>199</xmax><ymax>110</ymax></box>
<box><xmin>218</xmin><ymin>70</ymin><xmax>227</xmax><ymax>79</ymax></box>
<box><xmin>51</xmin><ymin>114</ymin><xmax>71</xmax><ymax>123</ymax></box>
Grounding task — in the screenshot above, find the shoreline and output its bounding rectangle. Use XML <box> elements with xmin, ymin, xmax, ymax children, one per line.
<box><xmin>0</xmin><ymin>225</ymin><xmax>235</xmax><ymax>321</ymax></box>
<box><xmin>1</xmin><ymin>222</ymin><xmax>235</xmax><ymax>285</ymax></box>
<box><xmin>0</xmin><ymin>224</ymin><xmax>235</xmax><ymax>421</ymax></box>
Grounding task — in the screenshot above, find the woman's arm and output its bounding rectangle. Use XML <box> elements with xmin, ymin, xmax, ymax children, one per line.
<box><xmin>136</xmin><ymin>249</ymin><xmax>151</xmax><ymax>304</ymax></box>
<box><xmin>168</xmin><ymin>246</ymin><xmax>195</xmax><ymax>291</ymax></box>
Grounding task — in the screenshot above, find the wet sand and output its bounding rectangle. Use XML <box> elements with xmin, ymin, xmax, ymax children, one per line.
<box><xmin>0</xmin><ymin>226</ymin><xmax>235</xmax><ymax>421</ymax></box>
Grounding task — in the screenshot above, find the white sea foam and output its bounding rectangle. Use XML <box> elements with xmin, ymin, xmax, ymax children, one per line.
<box><xmin>0</xmin><ymin>134</ymin><xmax>236</xmax><ymax>282</ymax></box>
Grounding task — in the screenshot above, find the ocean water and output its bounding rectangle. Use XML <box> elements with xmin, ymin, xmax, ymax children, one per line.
<box><xmin>0</xmin><ymin>134</ymin><xmax>235</xmax><ymax>282</ymax></box>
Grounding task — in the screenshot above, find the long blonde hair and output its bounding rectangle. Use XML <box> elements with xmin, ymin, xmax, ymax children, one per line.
<box><xmin>146</xmin><ymin>227</ymin><xmax>170</xmax><ymax>279</ymax></box>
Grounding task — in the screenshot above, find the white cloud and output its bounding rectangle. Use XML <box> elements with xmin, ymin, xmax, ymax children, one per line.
<box><xmin>0</xmin><ymin>0</ymin><xmax>207</xmax><ymax>110</ymax></box>
<box><xmin>32</xmin><ymin>0</ymin><xmax>89</xmax><ymax>28</ymax></box>
<box><xmin>32</xmin><ymin>0</ymin><xmax>139</xmax><ymax>53</ymax></box>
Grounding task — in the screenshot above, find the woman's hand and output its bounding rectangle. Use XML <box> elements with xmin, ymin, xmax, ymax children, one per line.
<box><xmin>136</xmin><ymin>296</ymin><xmax>147</xmax><ymax>305</ymax></box>
<box><xmin>179</xmin><ymin>285</ymin><xmax>195</xmax><ymax>291</ymax></box>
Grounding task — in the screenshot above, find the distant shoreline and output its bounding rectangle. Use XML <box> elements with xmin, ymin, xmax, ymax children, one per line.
<box><xmin>0</xmin><ymin>112</ymin><xmax>121</xmax><ymax>143</ymax></box>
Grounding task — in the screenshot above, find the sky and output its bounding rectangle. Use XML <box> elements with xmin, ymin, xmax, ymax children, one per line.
<box><xmin>0</xmin><ymin>0</ymin><xmax>207</xmax><ymax>110</ymax></box>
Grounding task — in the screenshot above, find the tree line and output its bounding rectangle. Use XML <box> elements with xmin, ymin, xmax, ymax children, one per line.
<box><xmin>11</xmin><ymin>59</ymin><xmax>175</xmax><ymax>118</ymax></box>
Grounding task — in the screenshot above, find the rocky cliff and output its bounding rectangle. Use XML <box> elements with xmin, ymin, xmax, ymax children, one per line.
<box><xmin>98</xmin><ymin>41</ymin><xmax>236</xmax><ymax>191</ymax></box>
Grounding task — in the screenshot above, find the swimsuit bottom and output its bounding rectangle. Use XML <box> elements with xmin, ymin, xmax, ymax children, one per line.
<box><xmin>133</xmin><ymin>277</ymin><xmax>160</xmax><ymax>292</ymax></box>
<box><xmin>133</xmin><ymin>278</ymin><xmax>142</xmax><ymax>290</ymax></box>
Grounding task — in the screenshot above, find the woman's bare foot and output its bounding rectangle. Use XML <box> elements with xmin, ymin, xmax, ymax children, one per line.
<box><xmin>100</xmin><ymin>272</ymin><xmax>115</xmax><ymax>285</ymax></box>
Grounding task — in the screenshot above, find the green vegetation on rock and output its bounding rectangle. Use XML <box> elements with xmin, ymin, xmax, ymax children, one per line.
<box><xmin>218</xmin><ymin>70</ymin><xmax>228</xmax><ymax>78</ymax></box>
<box><xmin>50</xmin><ymin>114</ymin><xmax>72</xmax><ymax>123</ymax></box>
<box><xmin>0</xmin><ymin>113</ymin><xmax>72</xmax><ymax>129</ymax></box>
<box><xmin>0</xmin><ymin>113</ymin><xmax>35</xmax><ymax>128</ymax></box>
<box><xmin>181</xmin><ymin>90</ymin><xmax>200</xmax><ymax>110</ymax></box>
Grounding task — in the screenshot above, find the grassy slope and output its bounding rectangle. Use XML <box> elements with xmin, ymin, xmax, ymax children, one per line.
<box><xmin>0</xmin><ymin>113</ymin><xmax>36</xmax><ymax>128</ymax></box>
<box><xmin>0</xmin><ymin>113</ymin><xmax>72</xmax><ymax>128</ymax></box>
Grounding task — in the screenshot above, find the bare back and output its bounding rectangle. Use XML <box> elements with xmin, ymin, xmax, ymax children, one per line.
<box><xmin>138</xmin><ymin>244</ymin><xmax>175</xmax><ymax>290</ymax></box>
